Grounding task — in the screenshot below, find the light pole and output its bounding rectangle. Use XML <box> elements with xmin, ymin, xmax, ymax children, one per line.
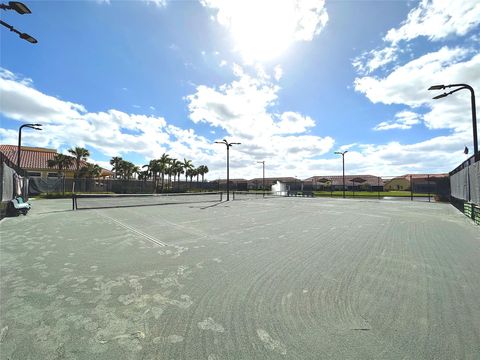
<box><xmin>215</xmin><ymin>139</ymin><xmax>240</xmax><ymax>201</ymax></box>
<box><xmin>0</xmin><ymin>2</ymin><xmax>37</xmax><ymax>43</ymax></box>
<box><xmin>17</xmin><ymin>123</ymin><xmax>42</xmax><ymax>168</ymax></box>
<box><xmin>257</xmin><ymin>160</ymin><xmax>265</xmax><ymax>195</ymax></box>
<box><xmin>428</xmin><ymin>84</ymin><xmax>478</xmax><ymax>162</ymax></box>
<box><xmin>334</xmin><ymin>151</ymin><xmax>348</xmax><ymax>198</ymax></box>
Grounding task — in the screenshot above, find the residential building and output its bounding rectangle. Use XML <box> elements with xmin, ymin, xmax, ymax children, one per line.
<box><xmin>0</xmin><ymin>145</ymin><xmax>112</xmax><ymax>178</ymax></box>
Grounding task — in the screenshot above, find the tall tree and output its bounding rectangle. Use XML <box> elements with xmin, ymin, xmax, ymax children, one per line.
<box><xmin>47</xmin><ymin>154</ymin><xmax>74</xmax><ymax>195</ymax></box>
<box><xmin>158</xmin><ymin>153</ymin><xmax>171</xmax><ymax>191</ymax></box>
<box><xmin>182</xmin><ymin>158</ymin><xmax>193</xmax><ymax>184</ymax></box>
<box><xmin>200</xmin><ymin>165</ymin><xmax>209</xmax><ymax>182</ymax></box>
<box><xmin>68</xmin><ymin>147</ymin><xmax>90</xmax><ymax>177</ymax></box>
<box><xmin>78</xmin><ymin>163</ymin><xmax>101</xmax><ymax>178</ymax></box>
<box><xmin>169</xmin><ymin>159</ymin><xmax>182</xmax><ymax>189</ymax></box>
<box><xmin>110</xmin><ymin>156</ymin><xmax>123</xmax><ymax>179</ymax></box>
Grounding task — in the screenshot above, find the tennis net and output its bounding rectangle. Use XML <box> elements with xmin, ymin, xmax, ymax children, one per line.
<box><xmin>232</xmin><ymin>191</ymin><xmax>287</xmax><ymax>200</ymax></box>
<box><xmin>73</xmin><ymin>192</ymin><xmax>223</xmax><ymax>210</ymax></box>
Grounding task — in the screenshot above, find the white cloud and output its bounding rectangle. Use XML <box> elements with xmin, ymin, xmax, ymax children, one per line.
<box><xmin>385</xmin><ymin>0</ymin><xmax>480</xmax><ymax>44</ymax></box>
<box><xmin>201</xmin><ymin>0</ymin><xmax>328</xmax><ymax>62</ymax></box>
<box><xmin>1</xmin><ymin>64</ymin><xmax>471</xmax><ymax>179</ymax></box>
<box><xmin>0</xmin><ymin>68</ymin><xmax>210</xmax><ymax>164</ymax></box>
<box><xmin>352</xmin><ymin>46</ymin><xmax>398</xmax><ymax>75</ymax></box>
<box><xmin>374</xmin><ymin>110</ymin><xmax>422</xmax><ymax>131</ymax></box>
<box><xmin>355</xmin><ymin>47</ymin><xmax>480</xmax><ymax>112</ymax></box>
<box><xmin>354</xmin><ymin>47</ymin><xmax>479</xmax><ymax>134</ymax></box>
<box><xmin>186</xmin><ymin>64</ymin><xmax>335</xmax><ymax>176</ymax></box>
<box><xmin>274</xmin><ymin>65</ymin><xmax>283</xmax><ymax>81</ymax></box>
<box><xmin>353</xmin><ymin>0</ymin><xmax>480</xmax><ymax>73</ymax></box>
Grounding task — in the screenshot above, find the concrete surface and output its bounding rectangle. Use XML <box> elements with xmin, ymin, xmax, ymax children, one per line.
<box><xmin>1</xmin><ymin>197</ymin><xmax>479</xmax><ymax>359</ymax></box>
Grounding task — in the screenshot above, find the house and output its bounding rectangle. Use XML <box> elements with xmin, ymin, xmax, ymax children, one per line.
<box><xmin>211</xmin><ymin>178</ymin><xmax>248</xmax><ymax>191</ymax></box>
<box><xmin>0</xmin><ymin>145</ymin><xmax>113</xmax><ymax>179</ymax></box>
<box><xmin>304</xmin><ymin>175</ymin><xmax>384</xmax><ymax>191</ymax></box>
<box><xmin>247</xmin><ymin>177</ymin><xmax>299</xmax><ymax>190</ymax></box>
<box><xmin>383</xmin><ymin>174</ymin><xmax>448</xmax><ymax>192</ymax></box>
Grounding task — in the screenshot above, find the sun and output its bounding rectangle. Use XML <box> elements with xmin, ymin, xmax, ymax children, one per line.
<box><xmin>221</xmin><ymin>0</ymin><xmax>298</xmax><ymax>62</ymax></box>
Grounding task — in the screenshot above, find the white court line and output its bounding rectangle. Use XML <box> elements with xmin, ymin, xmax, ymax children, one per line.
<box><xmin>98</xmin><ymin>212</ymin><xmax>167</xmax><ymax>247</ymax></box>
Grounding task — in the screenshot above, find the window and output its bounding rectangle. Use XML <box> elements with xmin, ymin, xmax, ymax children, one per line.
<box><xmin>28</xmin><ymin>172</ymin><xmax>41</xmax><ymax>177</ymax></box>
<box><xmin>48</xmin><ymin>172</ymin><xmax>58</xmax><ymax>178</ymax></box>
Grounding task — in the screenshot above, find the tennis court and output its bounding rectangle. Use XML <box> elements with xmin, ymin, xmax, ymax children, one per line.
<box><xmin>1</xmin><ymin>196</ymin><xmax>479</xmax><ymax>359</ymax></box>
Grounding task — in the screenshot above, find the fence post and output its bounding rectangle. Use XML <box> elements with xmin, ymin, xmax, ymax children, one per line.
<box><xmin>410</xmin><ymin>175</ymin><xmax>413</xmax><ymax>201</ymax></box>
<box><xmin>427</xmin><ymin>175</ymin><xmax>430</xmax><ymax>202</ymax></box>
<box><xmin>377</xmin><ymin>177</ymin><xmax>380</xmax><ymax>200</ymax></box>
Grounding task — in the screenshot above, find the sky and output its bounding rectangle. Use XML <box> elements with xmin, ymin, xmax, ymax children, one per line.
<box><xmin>1</xmin><ymin>0</ymin><xmax>479</xmax><ymax>180</ymax></box>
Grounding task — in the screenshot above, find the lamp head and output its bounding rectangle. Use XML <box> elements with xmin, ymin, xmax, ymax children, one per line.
<box><xmin>8</xmin><ymin>1</ymin><xmax>31</xmax><ymax>14</ymax></box>
<box><xmin>20</xmin><ymin>32</ymin><xmax>37</xmax><ymax>43</ymax></box>
<box><xmin>428</xmin><ymin>85</ymin><xmax>445</xmax><ymax>91</ymax></box>
<box><xmin>432</xmin><ymin>93</ymin><xmax>448</xmax><ymax>100</ymax></box>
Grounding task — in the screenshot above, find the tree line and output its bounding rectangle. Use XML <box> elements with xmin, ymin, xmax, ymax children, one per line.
<box><xmin>110</xmin><ymin>153</ymin><xmax>209</xmax><ymax>192</ymax></box>
<box><xmin>47</xmin><ymin>147</ymin><xmax>99</xmax><ymax>178</ymax></box>
<box><xmin>47</xmin><ymin>146</ymin><xmax>210</xmax><ymax>192</ymax></box>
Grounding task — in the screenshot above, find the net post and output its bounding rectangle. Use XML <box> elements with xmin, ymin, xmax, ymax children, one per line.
<box><xmin>72</xmin><ymin>193</ymin><xmax>76</xmax><ymax>210</ymax></box>
<box><xmin>232</xmin><ymin>191</ymin><xmax>235</xmax><ymax>200</ymax></box>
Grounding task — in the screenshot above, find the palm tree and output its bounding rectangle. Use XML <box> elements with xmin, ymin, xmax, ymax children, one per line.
<box><xmin>132</xmin><ymin>165</ymin><xmax>140</xmax><ymax>180</ymax></box>
<box><xmin>68</xmin><ymin>146</ymin><xmax>90</xmax><ymax>178</ymax></box>
<box><xmin>149</xmin><ymin>160</ymin><xmax>162</xmax><ymax>192</ymax></box>
<box><xmin>142</xmin><ymin>162</ymin><xmax>152</xmax><ymax>180</ymax></box>
<box><xmin>169</xmin><ymin>159</ymin><xmax>181</xmax><ymax>189</ymax></box>
<box><xmin>200</xmin><ymin>165</ymin><xmax>209</xmax><ymax>182</ymax></box>
<box><xmin>47</xmin><ymin>154</ymin><xmax>74</xmax><ymax>195</ymax></box>
<box><xmin>110</xmin><ymin>156</ymin><xmax>123</xmax><ymax>179</ymax></box>
<box><xmin>196</xmin><ymin>165</ymin><xmax>209</xmax><ymax>182</ymax></box>
<box><xmin>158</xmin><ymin>153</ymin><xmax>171</xmax><ymax>191</ymax></box>
<box><xmin>78</xmin><ymin>163</ymin><xmax>101</xmax><ymax>178</ymax></box>
<box><xmin>187</xmin><ymin>168</ymin><xmax>196</xmax><ymax>185</ymax></box>
<box><xmin>138</xmin><ymin>170</ymin><xmax>149</xmax><ymax>181</ymax></box>
<box><xmin>117</xmin><ymin>160</ymin><xmax>136</xmax><ymax>180</ymax></box>
<box><xmin>182</xmin><ymin>158</ymin><xmax>193</xmax><ymax>184</ymax></box>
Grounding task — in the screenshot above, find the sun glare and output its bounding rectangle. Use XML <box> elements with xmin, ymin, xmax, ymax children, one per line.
<box><xmin>225</xmin><ymin>1</ymin><xmax>298</xmax><ymax>62</ymax></box>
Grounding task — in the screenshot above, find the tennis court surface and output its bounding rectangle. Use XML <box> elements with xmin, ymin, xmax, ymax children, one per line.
<box><xmin>1</xmin><ymin>196</ymin><xmax>479</xmax><ymax>359</ymax></box>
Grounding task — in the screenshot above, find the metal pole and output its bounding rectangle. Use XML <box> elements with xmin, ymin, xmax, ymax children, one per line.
<box><xmin>470</xmin><ymin>88</ymin><xmax>478</xmax><ymax>162</ymax></box>
<box><xmin>377</xmin><ymin>177</ymin><xmax>380</xmax><ymax>200</ymax></box>
<box><xmin>226</xmin><ymin>145</ymin><xmax>230</xmax><ymax>201</ymax></box>
<box><xmin>427</xmin><ymin>175</ymin><xmax>430</xmax><ymax>202</ymax></box>
<box><xmin>262</xmin><ymin>162</ymin><xmax>265</xmax><ymax>197</ymax></box>
<box><xmin>17</xmin><ymin>125</ymin><xmax>23</xmax><ymax>168</ymax></box>
<box><xmin>410</xmin><ymin>175</ymin><xmax>413</xmax><ymax>201</ymax></box>
<box><xmin>342</xmin><ymin>154</ymin><xmax>345</xmax><ymax>199</ymax></box>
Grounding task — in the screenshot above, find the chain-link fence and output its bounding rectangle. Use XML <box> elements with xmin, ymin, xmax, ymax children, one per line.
<box><xmin>449</xmin><ymin>154</ymin><xmax>480</xmax><ymax>224</ymax></box>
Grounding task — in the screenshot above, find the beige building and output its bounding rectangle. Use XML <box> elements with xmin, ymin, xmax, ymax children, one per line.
<box><xmin>0</xmin><ymin>145</ymin><xmax>112</xmax><ymax>178</ymax></box>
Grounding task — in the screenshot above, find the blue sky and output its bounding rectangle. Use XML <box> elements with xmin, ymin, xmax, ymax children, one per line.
<box><xmin>1</xmin><ymin>0</ymin><xmax>479</xmax><ymax>179</ymax></box>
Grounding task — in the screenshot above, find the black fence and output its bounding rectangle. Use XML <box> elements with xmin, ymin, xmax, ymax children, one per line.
<box><xmin>449</xmin><ymin>154</ymin><xmax>480</xmax><ymax>224</ymax></box>
<box><xmin>0</xmin><ymin>151</ymin><xmax>29</xmax><ymax>219</ymax></box>
<box><xmin>28</xmin><ymin>177</ymin><xmax>227</xmax><ymax>195</ymax></box>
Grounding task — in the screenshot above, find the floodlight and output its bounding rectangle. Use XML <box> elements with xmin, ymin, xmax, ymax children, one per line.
<box><xmin>428</xmin><ymin>85</ymin><xmax>445</xmax><ymax>91</ymax></box>
<box><xmin>9</xmin><ymin>1</ymin><xmax>31</xmax><ymax>14</ymax></box>
<box><xmin>432</xmin><ymin>93</ymin><xmax>448</xmax><ymax>100</ymax></box>
<box><xmin>20</xmin><ymin>32</ymin><xmax>37</xmax><ymax>43</ymax></box>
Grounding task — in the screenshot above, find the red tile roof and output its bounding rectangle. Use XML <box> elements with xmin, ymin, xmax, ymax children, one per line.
<box><xmin>0</xmin><ymin>145</ymin><xmax>102</xmax><ymax>172</ymax></box>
